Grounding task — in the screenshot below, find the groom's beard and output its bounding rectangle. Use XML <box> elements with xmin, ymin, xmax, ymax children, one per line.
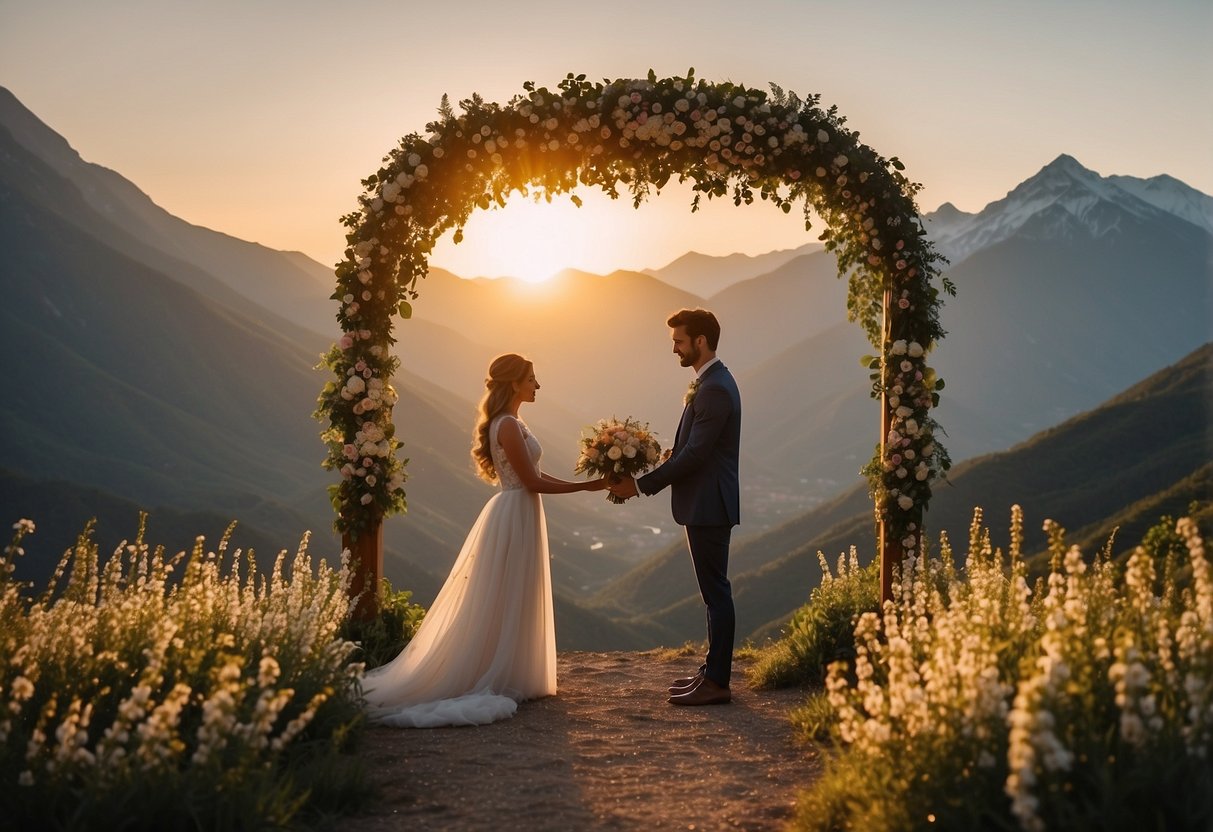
<box><xmin>678</xmin><ymin>344</ymin><xmax>700</xmax><ymax>368</ymax></box>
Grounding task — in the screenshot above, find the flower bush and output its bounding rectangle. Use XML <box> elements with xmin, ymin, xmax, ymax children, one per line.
<box><xmin>789</xmin><ymin>507</ymin><xmax>1213</xmax><ymax>831</ymax></box>
<box><xmin>317</xmin><ymin>69</ymin><xmax>953</xmax><ymax>551</ymax></box>
<box><xmin>0</xmin><ymin>518</ymin><xmax>367</xmax><ymax>829</ymax></box>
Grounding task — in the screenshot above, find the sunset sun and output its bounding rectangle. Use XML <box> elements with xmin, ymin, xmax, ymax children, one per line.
<box><xmin>431</xmin><ymin>193</ymin><xmax>605</xmax><ymax>283</ymax></box>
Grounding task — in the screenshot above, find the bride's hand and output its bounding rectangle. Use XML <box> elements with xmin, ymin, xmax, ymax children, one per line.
<box><xmin>586</xmin><ymin>476</ymin><xmax>610</xmax><ymax>492</ymax></box>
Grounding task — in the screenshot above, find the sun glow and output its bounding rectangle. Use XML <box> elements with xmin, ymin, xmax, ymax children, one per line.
<box><xmin>428</xmin><ymin>182</ymin><xmax>816</xmax><ymax>282</ymax></box>
<box><xmin>430</xmin><ymin>194</ymin><xmax>604</xmax><ymax>283</ymax></box>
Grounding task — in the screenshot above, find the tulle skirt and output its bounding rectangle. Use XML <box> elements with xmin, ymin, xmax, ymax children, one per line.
<box><xmin>361</xmin><ymin>488</ymin><xmax>556</xmax><ymax>727</ymax></box>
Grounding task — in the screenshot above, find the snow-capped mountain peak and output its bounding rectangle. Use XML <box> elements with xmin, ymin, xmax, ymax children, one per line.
<box><xmin>1107</xmin><ymin>172</ymin><xmax>1213</xmax><ymax>235</ymax></box>
<box><xmin>922</xmin><ymin>154</ymin><xmax>1211</xmax><ymax>264</ymax></box>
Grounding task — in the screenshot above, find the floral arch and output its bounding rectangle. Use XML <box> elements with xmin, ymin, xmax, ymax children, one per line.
<box><xmin>316</xmin><ymin>70</ymin><xmax>953</xmax><ymax>615</ymax></box>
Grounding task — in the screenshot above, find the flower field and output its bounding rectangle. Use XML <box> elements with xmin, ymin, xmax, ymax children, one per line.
<box><xmin>0</xmin><ymin>518</ymin><xmax>368</xmax><ymax>829</ymax></box>
<box><xmin>775</xmin><ymin>507</ymin><xmax>1213</xmax><ymax>831</ymax></box>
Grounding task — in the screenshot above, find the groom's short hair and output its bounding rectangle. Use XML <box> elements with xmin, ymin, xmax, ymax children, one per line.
<box><xmin>668</xmin><ymin>308</ymin><xmax>721</xmax><ymax>351</ymax></box>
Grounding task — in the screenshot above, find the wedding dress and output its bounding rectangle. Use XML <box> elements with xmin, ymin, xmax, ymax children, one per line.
<box><xmin>361</xmin><ymin>414</ymin><xmax>556</xmax><ymax>727</ymax></box>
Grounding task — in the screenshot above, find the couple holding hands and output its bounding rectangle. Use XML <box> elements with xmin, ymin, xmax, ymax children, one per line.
<box><xmin>363</xmin><ymin>308</ymin><xmax>741</xmax><ymax>728</ymax></box>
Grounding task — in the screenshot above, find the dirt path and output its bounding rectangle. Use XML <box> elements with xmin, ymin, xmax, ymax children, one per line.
<box><xmin>337</xmin><ymin>650</ymin><xmax>819</xmax><ymax>831</ymax></box>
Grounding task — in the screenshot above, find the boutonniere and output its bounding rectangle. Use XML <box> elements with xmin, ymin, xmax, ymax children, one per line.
<box><xmin>684</xmin><ymin>378</ymin><xmax>701</xmax><ymax>406</ymax></box>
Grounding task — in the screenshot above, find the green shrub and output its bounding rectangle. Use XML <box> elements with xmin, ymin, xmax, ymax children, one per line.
<box><xmin>748</xmin><ymin>548</ymin><xmax>880</xmax><ymax>689</ymax></box>
<box><xmin>342</xmin><ymin>579</ymin><xmax>426</xmax><ymax>670</ymax></box>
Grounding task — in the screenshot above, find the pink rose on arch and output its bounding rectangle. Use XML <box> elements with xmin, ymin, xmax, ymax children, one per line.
<box><xmin>339</xmin><ymin>335</ymin><xmax>353</xmax><ymax>350</ymax></box>
<box><xmin>343</xmin><ymin>444</ymin><xmax>358</xmax><ymax>460</ymax></box>
<box><xmin>898</xmin><ymin>298</ymin><xmax>910</xmax><ymax>309</ymax></box>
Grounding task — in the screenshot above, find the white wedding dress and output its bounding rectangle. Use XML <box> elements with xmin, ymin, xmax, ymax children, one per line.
<box><xmin>361</xmin><ymin>414</ymin><xmax>556</xmax><ymax>727</ymax></box>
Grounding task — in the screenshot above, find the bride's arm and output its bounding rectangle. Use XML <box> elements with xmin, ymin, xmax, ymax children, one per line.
<box><xmin>498</xmin><ymin>418</ymin><xmax>607</xmax><ymax>494</ymax></box>
<box><xmin>538</xmin><ymin>471</ymin><xmax>607</xmax><ymax>490</ymax></box>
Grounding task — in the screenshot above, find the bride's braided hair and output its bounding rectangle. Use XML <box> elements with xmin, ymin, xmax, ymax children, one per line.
<box><xmin>471</xmin><ymin>353</ymin><xmax>533</xmax><ymax>483</ymax></box>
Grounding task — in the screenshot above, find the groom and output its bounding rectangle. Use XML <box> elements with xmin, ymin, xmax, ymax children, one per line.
<box><xmin>610</xmin><ymin>308</ymin><xmax>741</xmax><ymax>706</ymax></box>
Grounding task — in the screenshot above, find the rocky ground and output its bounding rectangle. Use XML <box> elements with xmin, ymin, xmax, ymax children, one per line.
<box><xmin>334</xmin><ymin>649</ymin><xmax>820</xmax><ymax>831</ymax></box>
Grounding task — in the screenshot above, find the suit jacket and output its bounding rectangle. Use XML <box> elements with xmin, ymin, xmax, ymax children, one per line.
<box><xmin>637</xmin><ymin>360</ymin><xmax>741</xmax><ymax>527</ymax></box>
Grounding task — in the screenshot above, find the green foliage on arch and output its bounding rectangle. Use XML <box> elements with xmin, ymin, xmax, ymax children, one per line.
<box><xmin>316</xmin><ymin>70</ymin><xmax>954</xmax><ymax>555</ymax></box>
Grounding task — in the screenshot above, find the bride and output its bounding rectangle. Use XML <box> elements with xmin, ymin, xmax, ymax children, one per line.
<box><xmin>361</xmin><ymin>353</ymin><xmax>608</xmax><ymax>727</ymax></box>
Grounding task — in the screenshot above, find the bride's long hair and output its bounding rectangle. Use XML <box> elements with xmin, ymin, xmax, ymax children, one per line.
<box><xmin>471</xmin><ymin>353</ymin><xmax>533</xmax><ymax>484</ymax></box>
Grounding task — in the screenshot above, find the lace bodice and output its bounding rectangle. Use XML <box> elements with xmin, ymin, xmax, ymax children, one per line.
<box><xmin>490</xmin><ymin>415</ymin><xmax>542</xmax><ymax>491</ymax></box>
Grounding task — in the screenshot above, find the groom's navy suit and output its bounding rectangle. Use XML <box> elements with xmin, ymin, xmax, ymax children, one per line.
<box><xmin>637</xmin><ymin>360</ymin><xmax>740</xmax><ymax>687</ymax></box>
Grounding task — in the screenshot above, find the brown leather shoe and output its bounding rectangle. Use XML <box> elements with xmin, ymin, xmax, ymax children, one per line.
<box><xmin>668</xmin><ymin>677</ymin><xmax>731</xmax><ymax>706</ymax></box>
<box><xmin>668</xmin><ymin>670</ymin><xmax>704</xmax><ymax>694</ymax></box>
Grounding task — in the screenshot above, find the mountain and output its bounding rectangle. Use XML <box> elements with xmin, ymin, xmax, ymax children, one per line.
<box><xmin>705</xmin><ymin>249</ymin><xmax>851</xmax><ymax>373</ymax></box>
<box><xmin>1105</xmin><ymin>173</ymin><xmax>1213</xmax><ymax>236</ymax></box>
<box><xmin>596</xmin><ymin>343</ymin><xmax>1213</xmax><ymax>644</ymax></box>
<box><xmin>643</xmin><ymin>242</ymin><xmax>822</xmax><ymax>296</ymax></box>
<box><xmin>730</xmin><ymin>154</ymin><xmax>1213</xmax><ymax>498</ymax></box>
<box><xmin>923</xmin><ymin>153</ymin><xmax>1213</xmax><ymax>266</ymax></box>
<box><xmin>0</xmin><ymin>87</ymin><xmax>336</xmax><ymax>339</ymax></box>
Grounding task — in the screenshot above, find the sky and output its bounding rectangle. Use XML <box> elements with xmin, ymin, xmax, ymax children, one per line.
<box><xmin>2</xmin><ymin>0</ymin><xmax>1210</xmax><ymax>282</ymax></box>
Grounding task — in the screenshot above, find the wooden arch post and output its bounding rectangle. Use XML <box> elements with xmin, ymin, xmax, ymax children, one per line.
<box><xmin>344</xmin><ymin>520</ymin><xmax>383</xmax><ymax>621</ymax></box>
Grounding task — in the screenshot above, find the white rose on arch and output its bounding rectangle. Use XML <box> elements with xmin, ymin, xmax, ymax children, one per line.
<box><xmin>908</xmin><ymin>341</ymin><xmax>924</xmax><ymax>358</ymax></box>
<box><xmin>897</xmin><ymin>495</ymin><xmax>914</xmax><ymax>511</ymax></box>
<box><xmin>891</xmin><ymin>340</ymin><xmax>908</xmax><ymax>356</ymax></box>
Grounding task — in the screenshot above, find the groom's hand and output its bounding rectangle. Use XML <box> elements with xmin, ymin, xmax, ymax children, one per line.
<box><xmin>609</xmin><ymin>475</ymin><xmax>639</xmax><ymax>500</ymax></box>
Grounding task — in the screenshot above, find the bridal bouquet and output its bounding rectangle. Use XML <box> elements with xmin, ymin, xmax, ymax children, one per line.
<box><xmin>574</xmin><ymin>417</ymin><xmax>662</xmax><ymax>504</ymax></box>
